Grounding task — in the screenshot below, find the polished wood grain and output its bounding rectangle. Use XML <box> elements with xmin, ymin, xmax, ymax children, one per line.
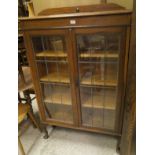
<box><xmin>19</xmin><ymin>9</ymin><xmax>131</xmax><ymax>21</ymax></box>
<box><xmin>19</xmin><ymin>14</ymin><xmax>131</xmax><ymax>31</ymax></box>
<box><xmin>120</xmin><ymin>0</ymin><xmax>136</xmax><ymax>154</ymax></box>
<box><xmin>20</xmin><ymin>4</ymin><xmax>132</xmax><ymax>136</ymax></box>
<box><xmin>68</xmin><ymin>28</ymin><xmax>82</xmax><ymax>126</ymax></box>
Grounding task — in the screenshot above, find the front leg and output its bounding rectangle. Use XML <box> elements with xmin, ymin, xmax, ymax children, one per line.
<box><xmin>42</xmin><ymin>124</ymin><xmax>49</xmax><ymax>139</ymax></box>
<box><xmin>116</xmin><ymin>137</ymin><xmax>121</xmax><ymax>153</ymax></box>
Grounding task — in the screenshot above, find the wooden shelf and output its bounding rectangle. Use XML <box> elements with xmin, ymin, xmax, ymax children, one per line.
<box><xmin>36</xmin><ymin>51</ymin><xmax>118</xmax><ymax>59</ymax></box>
<box><xmin>52</xmin><ymin>111</ymin><xmax>73</xmax><ymax>123</ymax></box>
<box><xmin>81</xmin><ymin>80</ymin><xmax>117</xmax><ymax>87</ymax></box>
<box><xmin>80</xmin><ymin>72</ymin><xmax>117</xmax><ymax>87</ymax></box>
<box><xmin>82</xmin><ymin>108</ymin><xmax>115</xmax><ymax>129</ymax></box>
<box><xmin>83</xmin><ymin>115</ymin><xmax>115</xmax><ymax>130</ymax></box>
<box><xmin>40</xmin><ymin>73</ymin><xmax>70</xmax><ymax>84</ymax></box>
<box><xmin>80</xmin><ymin>52</ymin><xmax>118</xmax><ymax>59</ymax></box>
<box><xmin>46</xmin><ymin>104</ymin><xmax>73</xmax><ymax>123</ymax></box>
<box><xmin>44</xmin><ymin>96</ymin><xmax>71</xmax><ymax>105</ymax></box>
<box><xmin>82</xmin><ymin>96</ymin><xmax>116</xmax><ymax>110</ymax></box>
<box><xmin>81</xmin><ymin>88</ymin><xmax>116</xmax><ymax>110</ymax></box>
<box><xmin>44</xmin><ymin>86</ymin><xmax>71</xmax><ymax>105</ymax></box>
<box><xmin>81</xmin><ymin>76</ymin><xmax>117</xmax><ymax>87</ymax></box>
<box><xmin>36</xmin><ymin>51</ymin><xmax>67</xmax><ymax>58</ymax></box>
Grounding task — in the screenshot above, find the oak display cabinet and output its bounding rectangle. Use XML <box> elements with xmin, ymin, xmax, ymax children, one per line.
<box><xmin>19</xmin><ymin>4</ymin><xmax>132</xmax><ymax>137</ymax></box>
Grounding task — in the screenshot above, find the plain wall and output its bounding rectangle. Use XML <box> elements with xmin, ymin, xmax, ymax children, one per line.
<box><xmin>107</xmin><ymin>0</ymin><xmax>133</xmax><ymax>9</ymax></box>
<box><xmin>32</xmin><ymin>0</ymin><xmax>133</xmax><ymax>15</ymax></box>
<box><xmin>32</xmin><ymin>0</ymin><xmax>103</xmax><ymax>15</ymax></box>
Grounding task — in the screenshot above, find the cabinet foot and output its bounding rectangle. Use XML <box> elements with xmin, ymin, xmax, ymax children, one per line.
<box><xmin>116</xmin><ymin>138</ymin><xmax>121</xmax><ymax>153</ymax></box>
<box><xmin>42</xmin><ymin>126</ymin><xmax>49</xmax><ymax>139</ymax></box>
<box><xmin>43</xmin><ymin>133</ymin><xmax>49</xmax><ymax>139</ymax></box>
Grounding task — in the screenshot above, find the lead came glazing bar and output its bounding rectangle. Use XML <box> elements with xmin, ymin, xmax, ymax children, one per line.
<box><xmin>77</xmin><ymin>32</ymin><xmax>120</xmax><ymax>129</ymax></box>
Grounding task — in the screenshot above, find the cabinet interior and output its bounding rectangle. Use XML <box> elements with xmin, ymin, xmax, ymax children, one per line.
<box><xmin>29</xmin><ymin>29</ymin><xmax>122</xmax><ymax>132</ymax></box>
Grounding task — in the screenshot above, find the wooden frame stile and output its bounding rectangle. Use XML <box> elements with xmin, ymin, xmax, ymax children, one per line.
<box><xmin>111</xmin><ymin>27</ymin><xmax>126</xmax><ymax>134</ymax></box>
<box><xmin>120</xmin><ymin>0</ymin><xmax>136</xmax><ymax>154</ymax></box>
<box><xmin>66</xmin><ymin>29</ymin><xmax>79</xmax><ymax>127</ymax></box>
<box><xmin>117</xmin><ymin>26</ymin><xmax>131</xmax><ymax>134</ymax></box>
<box><xmin>69</xmin><ymin>28</ymin><xmax>80</xmax><ymax>126</ymax></box>
<box><xmin>22</xmin><ymin>30</ymin><xmax>50</xmax><ymax>138</ymax></box>
<box><xmin>115</xmin><ymin>26</ymin><xmax>131</xmax><ymax>134</ymax></box>
<box><xmin>23</xmin><ymin>31</ymin><xmax>47</xmax><ymax>123</ymax></box>
<box><xmin>114</xmin><ymin>26</ymin><xmax>131</xmax><ymax>149</ymax></box>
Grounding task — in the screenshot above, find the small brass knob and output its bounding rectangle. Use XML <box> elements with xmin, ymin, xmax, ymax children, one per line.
<box><xmin>76</xmin><ymin>8</ymin><xmax>80</xmax><ymax>13</ymax></box>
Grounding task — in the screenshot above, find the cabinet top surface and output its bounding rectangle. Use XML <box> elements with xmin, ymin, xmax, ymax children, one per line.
<box><xmin>19</xmin><ymin>3</ymin><xmax>132</xmax><ymax>21</ymax></box>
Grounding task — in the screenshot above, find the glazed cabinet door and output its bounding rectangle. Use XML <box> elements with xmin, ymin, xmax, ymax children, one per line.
<box><xmin>25</xmin><ymin>30</ymin><xmax>77</xmax><ymax>126</ymax></box>
<box><xmin>74</xmin><ymin>27</ymin><xmax>127</xmax><ymax>132</ymax></box>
